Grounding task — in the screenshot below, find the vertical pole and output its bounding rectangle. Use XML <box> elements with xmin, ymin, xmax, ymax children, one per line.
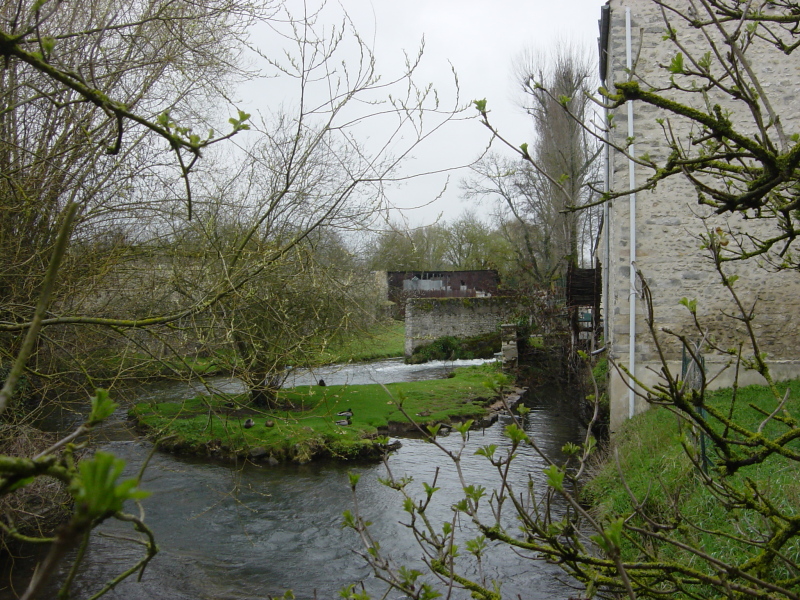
<box><xmin>626</xmin><ymin>6</ymin><xmax>637</xmax><ymax>419</ymax></box>
<box><xmin>603</xmin><ymin>105</ymin><xmax>611</xmax><ymax>348</ymax></box>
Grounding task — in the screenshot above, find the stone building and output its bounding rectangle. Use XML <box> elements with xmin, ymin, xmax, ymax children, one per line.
<box><xmin>598</xmin><ymin>0</ymin><xmax>800</xmax><ymax>431</ymax></box>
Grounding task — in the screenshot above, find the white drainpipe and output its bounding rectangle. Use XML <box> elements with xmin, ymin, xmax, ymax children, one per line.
<box><xmin>626</xmin><ymin>6</ymin><xmax>637</xmax><ymax>419</ymax></box>
<box><xmin>600</xmin><ymin>3</ymin><xmax>611</xmax><ymax>357</ymax></box>
<box><xmin>603</xmin><ymin>115</ymin><xmax>610</xmax><ymax>348</ymax></box>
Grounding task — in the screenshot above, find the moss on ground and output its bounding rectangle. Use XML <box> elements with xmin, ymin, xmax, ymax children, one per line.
<box><xmin>130</xmin><ymin>363</ymin><xmax>498</xmax><ymax>463</ymax></box>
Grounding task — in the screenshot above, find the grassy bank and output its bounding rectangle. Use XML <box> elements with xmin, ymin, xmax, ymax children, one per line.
<box><xmin>130</xmin><ymin>363</ymin><xmax>498</xmax><ymax>463</ymax></box>
<box><xmin>317</xmin><ymin>320</ymin><xmax>405</xmax><ymax>364</ymax></box>
<box><xmin>84</xmin><ymin>321</ymin><xmax>407</xmax><ymax>383</ymax></box>
<box><xmin>585</xmin><ymin>379</ymin><xmax>800</xmax><ymax>596</ymax></box>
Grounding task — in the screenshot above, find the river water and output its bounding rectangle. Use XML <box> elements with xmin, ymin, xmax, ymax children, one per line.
<box><xmin>12</xmin><ymin>362</ymin><xmax>585</xmax><ymax>600</ymax></box>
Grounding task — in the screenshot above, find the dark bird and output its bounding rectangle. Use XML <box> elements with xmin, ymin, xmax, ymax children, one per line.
<box><xmin>225</xmin><ymin>402</ymin><xmax>236</xmax><ymax>409</ymax></box>
<box><xmin>318</xmin><ymin>379</ymin><xmax>327</xmax><ymax>387</ymax></box>
<box><xmin>336</xmin><ymin>408</ymin><xmax>353</xmax><ymax>417</ymax></box>
<box><xmin>243</xmin><ymin>418</ymin><xmax>255</xmax><ymax>429</ymax></box>
<box><xmin>335</xmin><ymin>417</ymin><xmax>351</xmax><ymax>426</ymax></box>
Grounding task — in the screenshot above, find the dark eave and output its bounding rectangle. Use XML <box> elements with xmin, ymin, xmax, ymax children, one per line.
<box><xmin>598</xmin><ymin>1</ymin><xmax>611</xmax><ymax>83</ymax></box>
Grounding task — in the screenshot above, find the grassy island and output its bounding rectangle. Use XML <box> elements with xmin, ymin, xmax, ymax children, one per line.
<box><xmin>130</xmin><ymin>363</ymin><xmax>500</xmax><ymax>463</ymax></box>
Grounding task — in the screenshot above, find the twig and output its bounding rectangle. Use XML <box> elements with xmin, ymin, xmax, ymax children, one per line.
<box><xmin>0</xmin><ymin>202</ymin><xmax>78</xmax><ymax>415</ymax></box>
<box><xmin>757</xmin><ymin>387</ymin><xmax>790</xmax><ymax>433</ymax></box>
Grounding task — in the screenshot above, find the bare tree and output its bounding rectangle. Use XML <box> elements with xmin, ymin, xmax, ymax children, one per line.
<box><xmin>0</xmin><ymin>0</ymin><xmax>264</xmax><ymax>400</ymax></box>
<box><xmin>367</xmin><ymin>221</ymin><xmax>451</xmax><ymax>272</ymax></box>
<box><xmin>0</xmin><ymin>0</ymin><xmax>463</xmax><ymax>596</ymax></box>
<box><xmin>0</xmin><ymin>0</ymin><xmax>268</xmax><ymax>593</ymax></box>
<box><xmin>516</xmin><ymin>43</ymin><xmax>602</xmax><ymax>268</ymax></box>
<box><xmin>441</xmin><ymin>211</ymin><xmax>508</xmax><ymax>271</ymax></box>
<box><xmin>464</xmin><ymin>44</ymin><xmax>601</xmax><ymax>287</ymax></box>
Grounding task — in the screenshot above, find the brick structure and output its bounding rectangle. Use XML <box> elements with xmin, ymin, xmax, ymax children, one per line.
<box><xmin>598</xmin><ymin>1</ymin><xmax>800</xmax><ymax>432</ymax></box>
<box><xmin>386</xmin><ymin>270</ymin><xmax>500</xmax><ymax>318</ymax></box>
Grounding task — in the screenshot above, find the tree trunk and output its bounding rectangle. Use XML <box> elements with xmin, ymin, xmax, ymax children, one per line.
<box><xmin>251</xmin><ymin>384</ymin><xmax>280</xmax><ymax>409</ymax></box>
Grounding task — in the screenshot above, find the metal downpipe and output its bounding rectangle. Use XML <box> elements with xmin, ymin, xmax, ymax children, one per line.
<box><xmin>626</xmin><ymin>6</ymin><xmax>637</xmax><ymax>419</ymax></box>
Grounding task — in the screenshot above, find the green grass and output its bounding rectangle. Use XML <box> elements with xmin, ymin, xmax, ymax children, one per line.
<box><xmin>407</xmin><ymin>332</ymin><xmax>500</xmax><ymax>364</ymax></box>
<box><xmin>585</xmin><ymin>379</ymin><xmax>800</xmax><ymax>596</ymax></box>
<box><xmin>131</xmin><ymin>363</ymin><xmax>498</xmax><ymax>463</ymax></box>
<box><xmin>317</xmin><ymin>320</ymin><xmax>405</xmax><ymax>364</ymax></box>
<box><xmin>528</xmin><ymin>334</ymin><xmax>545</xmax><ymax>349</ymax></box>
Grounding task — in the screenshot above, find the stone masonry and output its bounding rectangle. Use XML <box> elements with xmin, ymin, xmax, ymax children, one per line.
<box><xmin>600</xmin><ymin>0</ymin><xmax>800</xmax><ymax>432</ymax></box>
<box><xmin>404</xmin><ymin>297</ymin><xmax>519</xmax><ymax>357</ymax></box>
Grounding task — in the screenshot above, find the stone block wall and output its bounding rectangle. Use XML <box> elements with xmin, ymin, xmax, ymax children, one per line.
<box><xmin>601</xmin><ymin>0</ymin><xmax>800</xmax><ymax>431</ymax></box>
<box><xmin>404</xmin><ymin>297</ymin><xmax>519</xmax><ymax>357</ymax></box>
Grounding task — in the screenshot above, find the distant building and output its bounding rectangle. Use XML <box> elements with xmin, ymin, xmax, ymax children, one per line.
<box><xmin>385</xmin><ymin>270</ymin><xmax>500</xmax><ymax>317</ymax></box>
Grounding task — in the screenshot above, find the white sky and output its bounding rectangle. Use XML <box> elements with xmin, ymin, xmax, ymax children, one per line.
<box><xmin>238</xmin><ymin>0</ymin><xmax>607</xmax><ymax>227</ymax></box>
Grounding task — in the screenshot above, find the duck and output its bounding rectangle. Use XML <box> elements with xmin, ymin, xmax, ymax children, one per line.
<box><xmin>336</xmin><ymin>408</ymin><xmax>353</xmax><ymax>417</ymax></box>
<box><xmin>335</xmin><ymin>417</ymin><xmax>352</xmax><ymax>426</ymax></box>
<box><xmin>243</xmin><ymin>418</ymin><xmax>255</xmax><ymax>429</ymax></box>
<box><xmin>318</xmin><ymin>379</ymin><xmax>326</xmax><ymax>387</ymax></box>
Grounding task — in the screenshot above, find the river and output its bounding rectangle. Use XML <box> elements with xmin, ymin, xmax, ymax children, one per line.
<box><xmin>9</xmin><ymin>361</ymin><xmax>585</xmax><ymax>600</ymax></box>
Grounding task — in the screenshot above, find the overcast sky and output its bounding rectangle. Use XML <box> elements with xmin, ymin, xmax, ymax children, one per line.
<box><xmin>240</xmin><ymin>0</ymin><xmax>607</xmax><ymax>227</ymax></box>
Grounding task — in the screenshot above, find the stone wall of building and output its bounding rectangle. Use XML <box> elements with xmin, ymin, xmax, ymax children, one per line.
<box><xmin>601</xmin><ymin>0</ymin><xmax>800</xmax><ymax>431</ymax></box>
<box><xmin>404</xmin><ymin>297</ymin><xmax>519</xmax><ymax>356</ymax></box>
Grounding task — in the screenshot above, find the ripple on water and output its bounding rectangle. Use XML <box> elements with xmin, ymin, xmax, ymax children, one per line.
<box><xmin>30</xmin><ymin>385</ymin><xmax>584</xmax><ymax>600</ymax></box>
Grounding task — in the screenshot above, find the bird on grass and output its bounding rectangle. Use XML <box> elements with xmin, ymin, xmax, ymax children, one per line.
<box><xmin>318</xmin><ymin>379</ymin><xmax>326</xmax><ymax>387</ymax></box>
<box><xmin>335</xmin><ymin>417</ymin><xmax>352</xmax><ymax>426</ymax></box>
<box><xmin>243</xmin><ymin>418</ymin><xmax>255</xmax><ymax>429</ymax></box>
<box><xmin>336</xmin><ymin>408</ymin><xmax>353</xmax><ymax>417</ymax></box>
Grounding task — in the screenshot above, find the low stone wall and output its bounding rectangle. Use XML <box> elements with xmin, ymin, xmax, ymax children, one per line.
<box><xmin>404</xmin><ymin>297</ymin><xmax>520</xmax><ymax>356</ymax></box>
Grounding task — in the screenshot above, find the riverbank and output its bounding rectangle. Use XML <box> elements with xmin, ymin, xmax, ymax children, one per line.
<box><xmin>317</xmin><ymin>320</ymin><xmax>405</xmax><ymax>364</ymax></box>
<box><xmin>584</xmin><ymin>378</ymin><xmax>800</xmax><ymax>597</ymax></box>
<box><xmin>130</xmin><ymin>363</ymin><xmax>513</xmax><ymax>463</ymax></box>
<box><xmin>17</xmin><ymin>390</ymin><xmax>583</xmax><ymax>600</ymax></box>
<box><xmin>85</xmin><ymin>320</ymin><xmax>408</xmax><ymax>383</ymax></box>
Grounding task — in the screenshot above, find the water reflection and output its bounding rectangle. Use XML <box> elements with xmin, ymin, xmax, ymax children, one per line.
<box><xmin>39</xmin><ymin>387</ymin><xmax>583</xmax><ymax>600</ymax></box>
